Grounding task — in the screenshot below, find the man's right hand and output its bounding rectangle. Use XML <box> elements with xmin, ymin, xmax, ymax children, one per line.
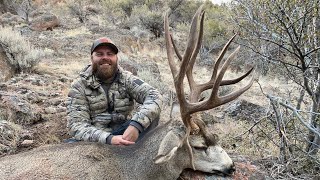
<box><xmin>111</xmin><ymin>135</ymin><xmax>135</xmax><ymax>145</ymax></box>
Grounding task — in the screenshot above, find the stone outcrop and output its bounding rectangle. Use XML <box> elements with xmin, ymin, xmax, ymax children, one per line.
<box><xmin>0</xmin><ymin>92</ymin><xmax>42</xmax><ymax>125</ymax></box>
<box><xmin>225</xmin><ymin>100</ymin><xmax>267</xmax><ymax>121</ymax></box>
<box><xmin>29</xmin><ymin>12</ymin><xmax>59</xmax><ymax>31</ymax></box>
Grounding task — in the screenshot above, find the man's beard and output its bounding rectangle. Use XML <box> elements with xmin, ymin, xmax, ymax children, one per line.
<box><xmin>92</xmin><ymin>62</ymin><xmax>118</xmax><ymax>81</ymax></box>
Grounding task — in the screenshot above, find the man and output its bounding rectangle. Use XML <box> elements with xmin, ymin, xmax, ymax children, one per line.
<box><xmin>66</xmin><ymin>37</ymin><xmax>162</xmax><ymax>145</ymax></box>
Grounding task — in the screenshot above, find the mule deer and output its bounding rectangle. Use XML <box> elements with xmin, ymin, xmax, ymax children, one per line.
<box><xmin>0</xmin><ymin>5</ymin><xmax>253</xmax><ymax>180</ymax></box>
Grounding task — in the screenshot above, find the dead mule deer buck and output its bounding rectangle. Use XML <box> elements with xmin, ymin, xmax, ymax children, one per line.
<box><xmin>0</xmin><ymin>5</ymin><xmax>253</xmax><ymax>180</ymax></box>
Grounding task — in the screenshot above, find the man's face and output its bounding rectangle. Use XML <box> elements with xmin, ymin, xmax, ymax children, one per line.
<box><xmin>91</xmin><ymin>45</ymin><xmax>118</xmax><ymax>80</ymax></box>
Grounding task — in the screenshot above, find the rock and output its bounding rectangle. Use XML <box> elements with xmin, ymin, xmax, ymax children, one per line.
<box><xmin>201</xmin><ymin>111</ymin><xmax>217</xmax><ymax>125</ymax></box>
<box><xmin>120</xmin><ymin>61</ymin><xmax>138</xmax><ymax>75</ymax></box>
<box><xmin>48</xmin><ymin>98</ymin><xmax>63</xmax><ymax>106</ymax></box>
<box><xmin>0</xmin><ymin>82</ymin><xmax>6</xmax><ymax>88</ymax></box>
<box><xmin>0</xmin><ymin>95</ymin><xmax>42</xmax><ymax>125</ymax></box>
<box><xmin>20</xmin><ymin>140</ymin><xmax>34</xmax><ymax>147</ymax></box>
<box><xmin>56</xmin><ymin>106</ymin><xmax>66</xmax><ymax>113</ymax></box>
<box><xmin>44</xmin><ymin>107</ymin><xmax>57</xmax><ymax>114</ymax></box>
<box><xmin>225</xmin><ymin>100</ymin><xmax>267</xmax><ymax>121</ymax></box>
<box><xmin>50</xmin><ymin>92</ymin><xmax>61</xmax><ymax>97</ymax></box>
<box><xmin>20</xmin><ymin>130</ymin><xmax>34</xmax><ymax>140</ymax></box>
<box><xmin>29</xmin><ymin>13</ymin><xmax>59</xmax><ymax>31</ymax></box>
<box><xmin>58</xmin><ymin>76</ymin><xmax>69</xmax><ymax>83</ymax></box>
<box><xmin>26</xmin><ymin>92</ymin><xmax>42</xmax><ymax>103</ymax></box>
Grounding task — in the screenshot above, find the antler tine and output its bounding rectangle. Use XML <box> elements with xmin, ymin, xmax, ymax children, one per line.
<box><xmin>164</xmin><ymin>10</ymin><xmax>178</xmax><ymax>78</ymax></box>
<box><xmin>211</xmin><ymin>46</ymin><xmax>241</xmax><ymax>97</ymax></box>
<box><xmin>178</xmin><ymin>5</ymin><xmax>205</xmax><ymax>88</ymax></box>
<box><xmin>208</xmin><ymin>34</ymin><xmax>238</xmax><ymax>87</ymax></box>
<box><xmin>219</xmin><ymin>75</ymin><xmax>254</xmax><ymax>104</ymax></box>
<box><xmin>220</xmin><ymin>67</ymin><xmax>254</xmax><ymax>86</ymax></box>
<box><xmin>171</xmin><ymin>35</ymin><xmax>182</xmax><ymax>61</ymax></box>
<box><xmin>198</xmin><ymin>67</ymin><xmax>254</xmax><ymax>93</ymax></box>
<box><xmin>186</xmin><ymin>7</ymin><xmax>205</xmax><ymax>89</ymax></box>
<box><xmin>192</xmin><ymin>34</ymin><xmax>238</xmax><ymax>94</ymax></box>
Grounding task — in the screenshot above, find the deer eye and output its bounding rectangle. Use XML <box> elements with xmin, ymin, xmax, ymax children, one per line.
<box><xmin>193</xmin><ymin>146</ymin><xmax>208</xmax><ymax>151</ymax></box>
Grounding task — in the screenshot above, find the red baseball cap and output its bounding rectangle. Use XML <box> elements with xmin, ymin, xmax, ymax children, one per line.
<box><xmin>91</xmin><ymin>37</ymin><xmax>119</xmax><ymax>54</ymax></box>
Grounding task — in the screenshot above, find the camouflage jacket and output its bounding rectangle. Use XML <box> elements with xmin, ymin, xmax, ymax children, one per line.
<box><xmin>66</xmin><ymin>65</ymin><xmax>162</xmax><ymax>144</ymax></box>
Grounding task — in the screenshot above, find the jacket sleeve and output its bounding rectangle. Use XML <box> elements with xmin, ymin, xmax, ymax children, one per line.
<box><xmin>125</xmin><ymin>73</ymin><xmax>163</xmax><ymax>130</ymax></box>
<box><xmin>66</xmin><ymin>80</ymin><xmax>111</xmax><ymax>144</ymax></box>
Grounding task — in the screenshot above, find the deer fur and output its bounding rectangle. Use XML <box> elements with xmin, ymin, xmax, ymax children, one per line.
<box><xmin>0</xmin><ymin>120</ymin><xmax>234</xmax><ymax>180</ymax></box>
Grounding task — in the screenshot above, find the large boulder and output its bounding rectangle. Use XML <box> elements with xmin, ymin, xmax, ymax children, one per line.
<box><xmin>0</xmin><ymin>91</ymin><xmax>42</xmax><ymax>125</ymax></box>
<box><xmin>29</xmin><ymin>12</ymin><xmax>59</xmax><ymax>31</ymax></box>
<box><xmin>225</xmin><ymin>100</ymin><xmax>267</xmax><ymax>121</ymax></box>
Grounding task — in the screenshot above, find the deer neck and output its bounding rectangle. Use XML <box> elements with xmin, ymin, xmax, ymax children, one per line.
<box><xmin>106</xmin><ymin>123</ymin><xmax>189</xmax><ymax>179</ymax></box>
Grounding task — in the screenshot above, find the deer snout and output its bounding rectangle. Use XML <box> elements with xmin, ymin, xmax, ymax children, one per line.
<box><xmin>217</xmin><ymin>162</ymin><xmax>236</xmax><ymax>176</ymax></box>
<box><xmin>224</xmin><ymin>162</ymin><xmax>236</xmax><ymax>176</ymax></box>
<box><xmin>229</xmin><ymin>162</ymin><xmax>236</xmax><ymax>174</ymax></box>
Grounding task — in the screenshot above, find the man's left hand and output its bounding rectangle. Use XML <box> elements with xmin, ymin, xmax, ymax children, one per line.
<box><xmin>122</xmin><ymin>125</ymin><xmax>139</xmax><ymax>142</ymax></box>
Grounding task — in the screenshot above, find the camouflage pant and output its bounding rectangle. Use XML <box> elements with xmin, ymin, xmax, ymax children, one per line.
<box><xmin>64</xmin><ymin>117</ymin><xmax>159</xmax><ymax>143</ymax></box>
<box><xmin>111</xmin><ymin>117</ymin><xmax>159</xmax><ymax>141</ymax></box>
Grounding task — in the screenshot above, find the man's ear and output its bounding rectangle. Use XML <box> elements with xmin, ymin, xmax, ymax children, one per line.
<box><xmin>153</xmin><ymin>130</ymin><xmax>181</xmax><ymax>164</ymax></box>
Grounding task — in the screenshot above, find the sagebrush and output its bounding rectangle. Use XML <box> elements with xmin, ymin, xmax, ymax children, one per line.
<box><xmin>0</xmin><ymin>27</ymin><xmax>51</xmax><ymax>72</ymax></box>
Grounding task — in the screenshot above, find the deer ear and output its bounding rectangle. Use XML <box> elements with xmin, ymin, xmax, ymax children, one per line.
<box><xmin>154</xmin><ymin>130</ymin><xmax>181</xmax><ymax>164</ymax></box>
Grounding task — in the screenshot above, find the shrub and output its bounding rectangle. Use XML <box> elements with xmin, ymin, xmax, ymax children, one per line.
<box><xmin>168</xmin><ymin>0</ymin><xmax>201</xmax><ymax>25</ymax></box>
<box><xmin>137</xmin><ymin>65</ymin><xmax>167</xmax><ymax>94</ymax></box>
<box><xmin>0</xmin><ymin>27</ymin><xmax>50</xmax><ymax>72</ymax></box>
<box><xmin>131</xmin><ymin>5</ymin><xmax>163</xmax><ymax>38</ymax></box>
<box><xmin>67</xmin><ymin>0</ymin><xmax>90</xmax><ymax>23</ymax></box>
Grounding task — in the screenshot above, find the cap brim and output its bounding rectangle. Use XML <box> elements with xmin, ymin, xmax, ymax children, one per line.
<box><xmin>92</xmin><ymin>43</ymin><xmax>119</xmax><ymax>54</ymax></box>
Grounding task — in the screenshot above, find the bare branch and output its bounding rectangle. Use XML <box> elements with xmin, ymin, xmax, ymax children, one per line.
<box><xmin>267</xmin><ymin>95</ymin><xmax>320</xmax><ymax>137</ymax></box>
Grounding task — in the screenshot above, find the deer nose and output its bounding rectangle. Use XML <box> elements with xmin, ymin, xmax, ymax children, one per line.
<box><xmin>228</xmin><ymin>162</ymin><xmax>236</xmax><ymax>174</ymax></box>
<box><xmin>222</xmin><ymin>162</ymin><xmax>236</xmax><ymax>176</ymax></box>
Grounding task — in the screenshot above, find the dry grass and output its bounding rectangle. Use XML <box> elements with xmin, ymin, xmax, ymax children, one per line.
<box><xmin>35</xmin><ymin>57</ymin><xmax>88</xmax><ymax>77</ymax></box>
<box><xmin>64</xmin><ymin>26</ymin><xmax>91</xmax><ymax>37</ymax></box>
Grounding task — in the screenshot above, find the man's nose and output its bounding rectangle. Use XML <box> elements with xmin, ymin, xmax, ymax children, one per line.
<box><xmin>100</xmin><ymin>54</ymin><xmax>110</xmax><ymax>60</ymax></box>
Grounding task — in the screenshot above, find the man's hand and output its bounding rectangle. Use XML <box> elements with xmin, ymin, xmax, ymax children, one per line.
<box><xmin>111</xmin><ymin>135</ymin><xmax>135</xmax><ymax>145</ymax></box>
<box><xmin>122</xmin><ymin>125</ymin><xmax>139</xmax><ymax>142</ymax></box>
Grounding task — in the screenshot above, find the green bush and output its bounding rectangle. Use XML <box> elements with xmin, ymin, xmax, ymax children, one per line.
<box><xmin>0</xmin><ymin>27</ymin><xmax>50</xmax><ymax>72</ymax></box>
<box><xmin>101</xmin><ymin>0</ymin><xmax>136</xmax><ymax>17</ymax></box>
<box><xmin>168</xmin><ymin>0</ymin><xmax>201</xmax><ymax>24</ymax></box>
<box><xmin>131</xmin><ymin>4</ymin><xmax>163</xmax><ymax>38</ymax></box>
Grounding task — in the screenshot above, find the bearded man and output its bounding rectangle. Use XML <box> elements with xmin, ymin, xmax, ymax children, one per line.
<box><xmin>66</xmin><ymin>37</ymin><xmax>162</xmax><ymax>145</ymax></box>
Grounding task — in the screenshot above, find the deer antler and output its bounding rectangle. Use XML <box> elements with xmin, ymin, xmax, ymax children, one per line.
<box><xmin>164</xmin><ymin>5</ymin><xmax>254</xmax><ymax>170</ymax></box>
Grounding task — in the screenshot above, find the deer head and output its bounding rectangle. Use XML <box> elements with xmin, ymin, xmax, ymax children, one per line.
<box><xmin>154</xmin><ymin>4</ymin><xmax>254</xmax><ymax>173</ymax></box>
